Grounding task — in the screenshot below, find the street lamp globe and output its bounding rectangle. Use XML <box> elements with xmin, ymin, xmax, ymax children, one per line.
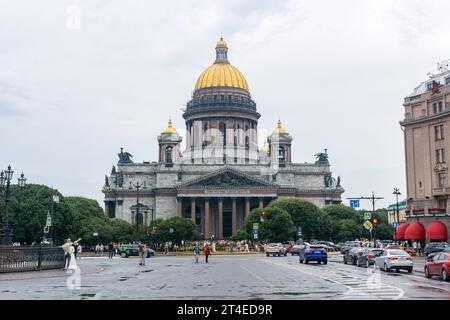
<box><xmin>0</xmin><ymin>171</ymin><xmax>5</xmax><ymax>188</ymax></box>
<box><xmin>5</xmin><ymin>165</ymin><xmax>13</xmax><ymax>181</ymax></box>
<box><xmin>18</xmin><ymin>173</ymin><xmax>26</xmax><ymax>188</ymax></box>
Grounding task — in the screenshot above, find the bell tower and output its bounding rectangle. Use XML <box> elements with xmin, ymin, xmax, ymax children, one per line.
<box><xmin>268</xmin><ymin>119</ymin><xmax>293</xmax><ymax>166</ymax></box>
<box><xmin>158</xmin><ymin>118</ymin><xmax>182</xmax><ymax>167</ymax></box>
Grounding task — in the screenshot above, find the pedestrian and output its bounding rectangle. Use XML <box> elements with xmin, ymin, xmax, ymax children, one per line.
<box><xmin>203</xmin><ymin>242</ymin><xmax>211</xmax><ymax>263</ymax></box>
<box><xmin>73</xmin><ymin>242</ymin><xmax>79</xmax><ymax>260</ymax></box>
<box><xmin>193</xmin><ymin>242</ymin><xmax>200</xmax><ymax>263</ymax></box>
<box><xmin>113</xmin><ymin>243</ymin><xmax>117</xmax><ymax>257</ymax></box>
<box><xmin>164</xmin><ymin>242</ymin><xmax>169</xmax><ymax>255</ymax></box>
<box><xmin>413</xmin><ymin>241</ymin><xmax>418</xmax><ymax>255</ymax></box>
<box><xmin>108</xmin><ymin>242</ymin><xmax>114</xmax><ymax>259</ymax></box>
<box><xmin>237</xmin><ymin>241</ymin><xmax>241</xmax><ymax>252</ymax></box>
<box><xmin>244</xmin><ymin>242</ymin><xmax>249</xmax><ymax>253</ymax></box>
<box><xmin>418</xmin><ymin>241</ymin><xmax>422</xmax><ymax>255</ymax></box>
<box><xmin>77</xmin><ymin>243</ymin><xmax>82</xmax><ymax>259</ymax></box>
<box><xmin>139</xmin><ymin>242</ymin><xmax>147</xmax><ymax>266</ymax></box>
<box><xmin>61</xmin><ymin>239</ymin><xmax>72</xmax><ymax>271</ymax></box>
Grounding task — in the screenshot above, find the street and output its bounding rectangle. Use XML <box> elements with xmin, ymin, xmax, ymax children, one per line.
<box><xmin>0</xmin><ymin>253</ymin><xmax>449</xmax><ymax>300</ymax></box>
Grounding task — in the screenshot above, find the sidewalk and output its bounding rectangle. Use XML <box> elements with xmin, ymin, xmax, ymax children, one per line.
<box><xmin>413</xmin><ymin>256</ymin><xmax>426</xmax><ymax>273</ymax></box>
<box><xmin>0</xmin><ymin>263</ymin><xmax>103</xmax><ymax>281</ymax></box>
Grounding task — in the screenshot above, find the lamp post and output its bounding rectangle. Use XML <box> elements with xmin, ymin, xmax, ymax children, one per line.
<box><xmin>393</xmin><ymin>188</ymin><xmax>401</xmax><ymax>240</ymax></box>
<box><xmin>0</xmin><ymin>166</ymin><xmax>26</xmax><ymax>246</ymax></box>
<box><xmin>129</xmin><ymin>181</ymin><xmax>144</xmax><ymax>232</ymax></box>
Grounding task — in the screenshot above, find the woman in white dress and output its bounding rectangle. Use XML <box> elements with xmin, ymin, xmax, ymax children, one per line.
<box><xmin>67</xmin><ymin>245</ymin><xmax>78</xmax><ymax>272</ymax></box>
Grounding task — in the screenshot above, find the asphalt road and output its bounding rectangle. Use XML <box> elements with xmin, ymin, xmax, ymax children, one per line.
<box><xmin>0</xmin><ymin>253</ymin><xmax>448</xmax><ymax>300</ymax></box>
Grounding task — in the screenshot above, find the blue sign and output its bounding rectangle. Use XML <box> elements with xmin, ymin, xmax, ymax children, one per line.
<box><xmin>350</xmin><ymin>200</ymin><xmax>360</xmax><ymax>208</ymax></box>
<box><xmin>252</xmin><ymin>230</ymin><xmax>258</xmax><ymax>235</ymax></box>
<box><xmin>297</xmin><ymin>226</ymin><xmax>302</xmax><ymax>236</ymax></box>
<box><xmin>392</xmin><ymin>222</ymin><xmax>399</xmax><ymax>228</ymax></box>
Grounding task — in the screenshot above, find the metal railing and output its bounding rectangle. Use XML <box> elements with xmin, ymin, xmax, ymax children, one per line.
<box><xmin>0</xmin><ymin>245</ymin><xmax>65</xmax><ymax>273</ymax></box>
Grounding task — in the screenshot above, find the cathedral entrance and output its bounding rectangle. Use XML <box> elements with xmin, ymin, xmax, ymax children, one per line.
<box><xmin>223</xmin><ymin>210</ymin><xmax>232</xmax><ymax>238</ymax></box>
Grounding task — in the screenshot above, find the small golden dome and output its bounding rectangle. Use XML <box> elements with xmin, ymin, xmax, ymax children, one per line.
<box><xmin>273</xmin><ymin>119</ymin><xmax>287</xmax><ymax>134</ymax></box>
<box><xmin>216</xmin><ymin>37</ymin><xmax>227</xmax><ymax>48</ymax></box>
<box><xmin>163</xmin><ymin>118</ymin><xmax>177</xmax><ymax>133</ymax></box>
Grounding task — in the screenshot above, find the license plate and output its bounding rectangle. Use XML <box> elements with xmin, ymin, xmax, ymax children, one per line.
<box><xmin>314</xmin><ymin>251</ymin><xmax>321</xmax><ymax>254</ymax></box>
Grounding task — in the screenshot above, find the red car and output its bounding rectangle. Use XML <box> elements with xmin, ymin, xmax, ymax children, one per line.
<box><xmin>424</xmin><ymin>251</ymin><xmax>450</xmax><ymax>281</ymax></box>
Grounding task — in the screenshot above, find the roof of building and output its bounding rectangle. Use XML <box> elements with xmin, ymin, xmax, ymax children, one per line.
<box><xmin>273</xmin><ymin>119</ymin><xmax>288</xmax><ymax>134</ymax></box>
<box><xmin>162</xmin><ymin>118</ymin><xmax>177</xmax><ymax>133</ymax></box>
<box><xmin>409</xmin><ymin>60</ymin><xmax>450</xmax><ymax>97</ymax></box>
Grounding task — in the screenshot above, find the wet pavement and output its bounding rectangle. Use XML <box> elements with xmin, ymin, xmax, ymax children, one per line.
<box><xmin>0</xmin><ymin>254</ymin><xmax>448</xmax><ymax>300</ymax></box>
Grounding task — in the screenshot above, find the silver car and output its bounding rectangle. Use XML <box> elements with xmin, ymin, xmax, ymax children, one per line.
<box><xmin>374</xmin><ymin>249</ymin><xmax>413</xmax><ymax>273</ymax></box>
<box><xmin>266</xmin><ymin>243</ymin><xmax>287</xmax><ymax>256</ymax></box>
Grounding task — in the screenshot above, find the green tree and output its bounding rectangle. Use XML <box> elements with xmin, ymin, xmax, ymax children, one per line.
<box><xmin>244</xmin><ymin>207</ymin><xmax>295</xmax><ymax>242</ymax></box>
<box><xmin>153</xmin><ymin>216</ymin><xmax>198</xmax><ymax>244</ymax></box>
<box><xmin>267</xmin><ymin>198</ymin><xmax>321</xmax><ymax>240</ymax></box>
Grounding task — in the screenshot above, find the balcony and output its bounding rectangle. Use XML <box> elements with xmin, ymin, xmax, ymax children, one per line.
<box><xmin>405</xmin><ymin>208</ymin><xmax>448</xmax><ymax>218</ymax></box>
<box><xmin>433</xmin><ymin>187</ymin><xmax>450</xmax><ymax>196</ymax></box>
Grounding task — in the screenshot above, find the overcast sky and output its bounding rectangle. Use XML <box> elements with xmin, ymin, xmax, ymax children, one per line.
<box><xmin>1</xmin><ymin>0</ymin><xmax>449</xmax><ymax>211</ymax></box>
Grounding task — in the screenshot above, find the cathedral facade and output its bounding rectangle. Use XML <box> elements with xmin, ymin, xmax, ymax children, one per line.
<box><xmin>102</xmin><ymin>38</ymin><xmax>344</xmax><ymax>239</ymax></box>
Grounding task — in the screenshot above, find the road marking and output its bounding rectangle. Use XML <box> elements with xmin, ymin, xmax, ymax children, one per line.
<box><xmin>239</xmin><ymin>265</ymin><xmax>275</xmax><ymax>288</ymax></box>
<box><xmin>264</xmin><ymin>259</ymin><xmax>404</xmax><ymax>300</ymax></box>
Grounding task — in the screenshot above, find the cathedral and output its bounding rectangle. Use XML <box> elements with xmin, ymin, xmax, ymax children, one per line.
<box><xmin>102</xmin><ymin>38</ymin><xmax>344</xmax><ymax>239</ymax></box>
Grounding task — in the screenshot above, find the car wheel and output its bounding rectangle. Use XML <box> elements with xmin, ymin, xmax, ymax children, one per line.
<box><xmin>425</xmin><ymin>267</ymin><xmax>431</xmax><ymax>278</ymax></box>
<box><xmin>305</xmin><ymin>259</ymin><xmax>309</xmax><ymax>264</ymax></box>
<box><xmin>352</xmin><ymin>258</ymin><xmax>357</xmax><ymax>265</ymax></box>
<box><xmin>407</xmin><ymin>268</ymin><xmax>413</xmax><ymax>274</ymax></box>
<box><xmin>344</xmin><ymin>259</ymin><xmax>347</xmax><ymax>264</ymax></box>
<box><xmin>299</xmin><ymin>258</ymin><xmax>303</xmax><ymax>264</ymax></box>
<box><xmin>396</xmin><ymin>269</ymin><xmax>400</xmax><ymax>273</ymax></box>
<box><xmin>384</xmin><ymin>263</ymin><xmax>390</xmax><ymax>272</ymax></box>
<box><xmin>442</xmin><ymin>269</ymin><xmax>449</xmax><ymax>281</ymax></box>
<box><xmin>323</xmin><ymin>260</ymin><xmax>327</xmax><ymax>265</ymax></box>
<box><xmin>120</xmin><ymin>252</ymin><xmax>127</xmax><ymax>258</ymax></box>
<box><xmin>266</xmin><ymin>253</ymin><xmax>269</xmax><ymax>257</ymax></box>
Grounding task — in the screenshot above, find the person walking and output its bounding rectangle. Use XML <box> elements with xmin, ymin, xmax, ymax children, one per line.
<box><xmin>108</xmin><ymin>242</ymin><xmax>114</xmax><ymax>259</ymax></box>
<box><xmin>244</xmin><ymin>242</ymin><xmax>249</xmax><ymax>253</ymax></box>
<box><xmin>60</xmin><ymin>238</ymin><xmax>81</xmax><ymax>270</ymax></box>
<box><xmin>413</xmin><ymin>241</ymin><xmax>418</xmax><ymax>255</ymax></box>
<box><xmin>73</xmin><ymin>242</ymin><xmax>79</xmax><ymax>260</ymax></box>
<box><xmin>76</xmin><ymin>243</ymin><xmax>82</xmax><ymax>259</ymax></box>
<box><xmin>417</xmin><ymin>241</ymin><xmax>422</xmax><ymax>255</ymax></box>
<box><xmin>193</xmin><ymin>242</ymin><xmax>200</xmax><ymax>263</ymax></box>
<box><xmin>139</xmin><ymin>242</ymin><xmax>147</xmax><ymax>266</ymax></box>
<box><xmin>203</xmin><ymin>242</ymin><xmax>211</xmax><ymax>263</ymax></box>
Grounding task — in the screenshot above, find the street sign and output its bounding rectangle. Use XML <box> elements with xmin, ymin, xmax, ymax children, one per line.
<box><xmin>253</xmin><ymin>223</ymin><xmax>259</xmax><ymax>230</ymax></box>
<box><xmin>364</xmin><ymin>212</ymin><xmax>372</xmax><ymax>220</ymax></box>
<box><xmin>253</xmin><ymin>233</ymin><xmax>258</xmax><ymax>240</ymax></box>
<box><xmin>391</xmin><ymin>222</ymin><xmax>399</xmax><ymax>228</ymax></box>
<box><xmin>53</xmin><ymin>195</ymin><xmax>59</xmax><ymax>203</ymax></box>
<box><xmin>252</xmin><ymin>230</ymin><xmax>258</xmax><ymax>235</ymax></box>
<box><xmin>363</xmin><ymin>221</ymin><xmax>373</xmax><ymax>230</ymax></box>
<box><xmin>297</xmin><ymin>226</ymin><xmax>302</xmax><ymax>236</ymax></box>
<box><xmin>350</xmin><ymin>200</ymin><xmax>360</xmax><ymax>208</ymax></box>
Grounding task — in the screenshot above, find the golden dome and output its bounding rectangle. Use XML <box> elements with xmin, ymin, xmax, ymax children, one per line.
<box><xmin>195</xmin><ymin>64</ymin><xmax>249</xmax><ymax>91</ymax></box>
<box><xmin>216</xmin><ymin>37</ymin><xmax>227</xmax><ymax>48</ymax></box>
<box><xmin>273</xmin><ymin>119</ymin><xmax>287</xmax><ymax>134</ymax></box>
<box><xmin>194</xmin><ymin>37</ymin><xmax>249</xmax><ymax>91</ymax></box>
<box><xmin>163</xmin><ymin>118</ymin><xmax>176</xmax><ymax>133</ymax></box>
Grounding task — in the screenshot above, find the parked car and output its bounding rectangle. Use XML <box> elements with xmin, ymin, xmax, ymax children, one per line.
<box><xmin>266</xmin><ymin>243</ymin><xmax>287</xmax><ymax>257</ymax></box>
<box><xmin>118</xmin><ymin>244</ymin><xmax>154</xmax><ymax>258</ymax></box>
<box><xmin>356</xmin><ymin>248</ymin><xmax>384</xmax><ymax>268</ymax></box>
<box><xmin>374</xmin><ymin>249</ymin><xmax>413</xmax><ymax>273</ymax></box>
<box><xmin>343</xmin><ymin>247</ymin><xmax>365</xmax><ymax>265</ymax></box>
<box><xmin>424</xmin><ymin>242</ymin><xmax>449</xmax><ymax>256</ymax></box>
<box><xmin>340</xmin><ymin>241</ymin><xmax>359</xmax><ymax>254</ymax></box>
<box><xmin>299</xmin><ymin>244</ymin><xmax>328</xmax><ymax>264</ymax></box>
<box><xmin>290</xmin><ymin>245</ymin><xmax>303</xmax><ymax>256</ymax></box>
<box><xmin>425</xmin><ymin>252</ymin><xmax>450</xmax><ymax>281</ymax></box>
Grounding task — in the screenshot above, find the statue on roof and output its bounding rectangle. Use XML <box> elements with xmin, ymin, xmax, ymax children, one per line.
<box><xmin>118</xmin><ymin>147</ymin><xmax>133</xmax><ymax>164</ymax></box>
<box><xmin>315</xmin><ymin>149</ymin><xmax>329</xmax><ymax>165</ymax></box>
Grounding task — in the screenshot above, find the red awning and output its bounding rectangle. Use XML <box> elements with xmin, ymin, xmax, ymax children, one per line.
<box><xmin>426</xmin><ymin>221</ymin><xmax>448</xmax><ymax>240</ymax></box>
<box><xmin>404</xmin><ymin>222</ymin><xmax>426</xmax><ymax>240</ymax></box>
<box><xmin>394</xmin><ymin>223</ymin><xmax>409</xmax><ymax>240</ymax></box>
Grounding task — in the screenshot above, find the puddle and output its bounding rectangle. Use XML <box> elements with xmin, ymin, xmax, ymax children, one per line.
<box><xmin>141</xmin><ymin>269</ymin><xmax>153</xmax><ymax>273</ymax></box>
<box><xmin>119</xmin><ymin>277</ymin><xmax>129</xmax><ymax>281</ymax></box>
<box><xmin>80</xmin><ymin>293</ymin><xmax>96</xmax><ymax>299</ymax></box>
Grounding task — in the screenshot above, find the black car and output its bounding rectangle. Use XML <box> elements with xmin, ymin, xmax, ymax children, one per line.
<box><xmin>356</xmin><ymin>248</ymin><xmax>384</xmax><ymax>268</ymax></box>
<box><xmin>290</xmin><ymin>245</ymin><xmax>303</xmax><ymax>256</ymax></box>
<box><xmin>343</xmin><ymin>247</ymin><xmax>365</xmax><ymax>265</ymax></box>
<box><xmin>424</xmin><ymin>242</ymin><xmax>449</xmax><ymax>256</ymax></box>
<box><xmin>118</xmin><ymin>244</ymin><xmax>154</xmax><ymax>258</ymax></box>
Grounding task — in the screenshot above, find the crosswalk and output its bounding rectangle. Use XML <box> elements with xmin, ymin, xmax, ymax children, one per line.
<box><xmin>264</xmin><ymin>259</ymin><xmax>405</xmax><ymax>300</ymax></box>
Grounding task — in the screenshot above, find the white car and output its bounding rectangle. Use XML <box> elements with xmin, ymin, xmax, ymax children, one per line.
<box><xmin>266</xmin><ymin>243</ymin><xmax>287</xmax><ymax>257</ymax></box>
<box><xmin>374</xmin><ymin>249</ymin><xmax>413</xmax><ymax>273</ymax></box>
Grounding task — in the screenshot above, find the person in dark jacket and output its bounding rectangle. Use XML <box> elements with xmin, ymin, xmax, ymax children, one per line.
<box><xmin>203</xmin><ymin>243</ymin><xmax>211</xmax><ymax>263</ymax></box>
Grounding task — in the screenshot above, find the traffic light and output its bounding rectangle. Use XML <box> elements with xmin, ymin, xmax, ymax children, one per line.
<box><xmin>371</xmin><ymin>212</ymin><xmax>379</xmax><ymax>226</ymax></box>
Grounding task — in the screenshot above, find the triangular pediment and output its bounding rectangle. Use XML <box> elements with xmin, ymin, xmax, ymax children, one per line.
<box><xmin>177</xmin><ymin>167</ymin><xmax>278</xmax><ymax>189</ymax></box>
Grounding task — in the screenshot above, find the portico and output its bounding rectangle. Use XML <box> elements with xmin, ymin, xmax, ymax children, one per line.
<box><xmin>175</xmin><ymin>167</ymin><xmax>278</xmax><ymax>239</ymax></box>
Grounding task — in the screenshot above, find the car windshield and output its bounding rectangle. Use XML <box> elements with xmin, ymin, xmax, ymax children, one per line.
<box><xmin>269</xmin><ymin>243</ymin><xmax>280</xmax><ymax>247</ymax></box>
<box><xmin>309</xmin><ymin>245</ymin><xmax>324</xmax><ymax>249</ymax></box>
<box><xmin>388</xmin><ymin>250</ymin><xmax>408</xmax><ymax>256</ymax></box>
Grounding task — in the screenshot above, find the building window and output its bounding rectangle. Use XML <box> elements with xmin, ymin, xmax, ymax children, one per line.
<box><xmin>439</xmin><ymin>101</ymin><xmax>443</xmax><ymax>112</ymax></box>
<box><xmin>435</xmin><ymin>125</ymin><xmax>444</xmax><ymax>140</ymax></box>
<box><xmin>165</xmin><ymin>146</ymin><xmax>173</xmax><ymax>163</ymax></box>
<box><xmin>419</xmin><ymin>181</ymin><xmax>422</xmax><ymax>188</ymax></box>
<box><xmin>427</xmin><ymin>82</ymin><xmax>433</xmax><ymax>90</ymax></box>
<box><xmin>438</xmin><ymin>173</ymin><xmax>447</xmax><ymax>188</ymax></box>
<box><xmin>436</xmin><ymin>148</ymin><xmax>445</xmax><ymax>164</ymax></box>
<box><xmin>433</xmin><ymin>103</ymin><xmax>438</xmax><ymax>114</ymax></box>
